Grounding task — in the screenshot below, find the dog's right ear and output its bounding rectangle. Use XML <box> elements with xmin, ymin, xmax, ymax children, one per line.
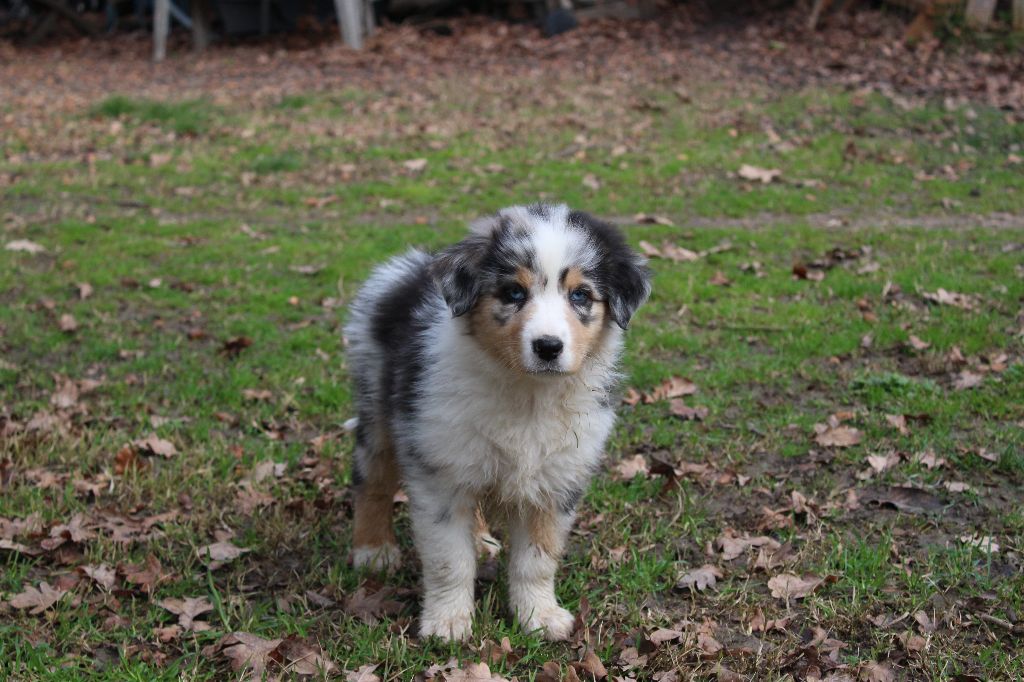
<box><xmin>430</xmin><ymin>235</ymin><xmax>490</xmax><ymax>317</ymax></box>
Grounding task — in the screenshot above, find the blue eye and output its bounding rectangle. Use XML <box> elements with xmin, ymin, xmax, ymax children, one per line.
<box><xmin>569</xmin><ymin>288</ymin><xmax>591</xmax><ymax>304</ymax></box>
<box><xmin>502</xmin><ymin>285</ymin><xmax>527</xmax><ymax>304</ymax></box>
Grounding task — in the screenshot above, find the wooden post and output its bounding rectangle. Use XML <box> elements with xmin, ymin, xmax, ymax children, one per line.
<box><xmin>1014</xmin><ymin>0</ymin><xmax>1024</xmax><ymax>31</ymax></box>
<box><xmin>334</xmin><ymin>0</ymin><xmax>363</xmax><ymax>48</ymax></box>
<box><xmin>192</xmin><ymin>0</ymin><xmax>212</xmax><ymax>51</ymax></box>
<box><xmin>154</xmin><ymin>0</ymin><xmax>170</xmax><ymax>62</ymax></box>
<box><xmin>964</xmin><ymin>0</ymin><xmax>997</xmax><ymax>29</ymax></box>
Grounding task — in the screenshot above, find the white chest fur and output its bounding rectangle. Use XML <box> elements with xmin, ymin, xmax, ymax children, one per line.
<box><xmin>411</xmin><ymin>316</ymin><xmax>619</xmax><ymax>508</ymax></box>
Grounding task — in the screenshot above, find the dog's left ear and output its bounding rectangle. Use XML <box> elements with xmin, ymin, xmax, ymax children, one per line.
<box><xmin>571</xmin><ymin>211</ymin><xmax>652</xmax><ymax>330</ymax></box>
<box><xmin>430</xmin><ymin>235</ymin><xmax>490</xmax><ymax>317</ymax></box>
<box><xmin>604</xmin><ymin>248</ymin><xmax>652</xmax><ymax>330</ymax></box>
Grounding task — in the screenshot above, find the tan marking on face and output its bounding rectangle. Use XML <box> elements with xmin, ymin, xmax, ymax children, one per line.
<box><xmin>470</xmin><ymin>295</ymin><xmax>531</xmax><ymax>373</ymax></box>
<box><xmin>527</xmin><ymin>505</ymin><xmax>564</xmax><ymax>557</ymax></box>
<box><xmin>562</xmin><ymin>267</ymin><xmax>586</xmax><ymax>293</ymax></box>
<box><xmin>560</xmin><ymin>269</ymin><xmax>609</xmax><ymax>373</ymax></box>
<box><xmin>515</xmin><ymin>267</ymin><xmax>534</xmax><ymax>290</ymax></box>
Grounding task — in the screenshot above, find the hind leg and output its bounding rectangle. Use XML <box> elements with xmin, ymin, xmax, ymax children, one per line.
<box><xmin>350</xmin><ymin>424</ymin><xmax>402</xmax><ymax>571</ymax></box>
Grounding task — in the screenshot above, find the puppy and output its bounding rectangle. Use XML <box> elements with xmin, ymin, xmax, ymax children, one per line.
<box><xmin>344</xmin><ymin>204</ymin><xmax>651</xmax><ymax>641</ymax></box>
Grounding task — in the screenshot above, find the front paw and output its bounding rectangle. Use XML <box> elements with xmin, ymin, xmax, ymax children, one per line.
<box><xmin>519</xmin><ymin>604</ymin><xmax>575</xmax><ymax>641</ymax></box>
<box><xmin>351</xmin><ymin>543</ymin><xmax>402</xmax><ymax>573</ymax></box>
<box><xmin>419</xmin><ymin>609</ymin><xmax>473</xmax><ymax>642</ymax></box>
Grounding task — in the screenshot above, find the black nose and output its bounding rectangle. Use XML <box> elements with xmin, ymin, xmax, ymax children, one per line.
<box><xmin>532</xmin><ymin>336</ymin><xmax>564</xmax><ymax>361</ymax></box>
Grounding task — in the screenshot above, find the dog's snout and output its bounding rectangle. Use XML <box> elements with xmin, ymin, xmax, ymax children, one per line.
<box><xmin>532</xmin><ymin>336</ymin><xmax>564</xmax><ymax>362</ymax></box>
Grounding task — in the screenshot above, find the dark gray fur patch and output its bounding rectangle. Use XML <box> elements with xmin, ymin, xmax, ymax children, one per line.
<box><xmin>559</xmin><ymin>486</ymin><xmax>584</xmax><ymax>515</ymax></box>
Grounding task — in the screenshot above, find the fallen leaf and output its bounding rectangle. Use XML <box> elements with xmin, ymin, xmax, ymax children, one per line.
<box><xmin>922</xmin><ymin>288</ymin><xmax>976</xmax><ymax>310</ymax></box>
<box><xmin>908</xmin><ymin>335</ymin><xmax>931</xmax><ymax>351</ymax></box>
<box><xmin>738</xmin><ymin>164</ymin><xmax>781</xmax><ymax>183</ymax></box>
<box><xmin>633</xmin><ymin>213</ymin><xmax>674</xmax><ymax>226</ymax></box>
<box><xmin>866</xmin><ymin>451</ymin><xmax>900</xmax><ymax>474</ymax></box>
<box><xmin>885</xmin><ymin>414</ymin><xmax>908</xmax><ymax>435</ymax></box>
<box><xmin>709</xmin><ymin>270</ymin><xmax>731</xmax><ymax>286</ymax></box>
<box><xmin>576</xmin><ymin>650</ymin><xmax>607</xmax><ymax>680</ymax></box>
<box><xmin>79</xmin><ymin>564</ymin><xmax>117</xmax><ymax>590</ymax></box>
<box><xmin>767</xmin><ymin>573</ymin><xmax>825</xmax><ymax>601</ymax></box>
<box><xmin>915</xmin><ymin>450</ymin><xmax>946</xmax><ymax>470</ymax></box>
<box><xmin>403</xmin><ymin>158</ymin><xmax>427</xmax><ymax>172</ymax></box>
<box><xmin>346</xmin><ymin>664</ymin><xmax>382</xmax><ymax>682</ymax></box>
<box><xmin>197</xmin><ymin>541</ymin><xmax>249</xmax><ymax>566</ymax></box>
<box><xmin>6</xmin><ymin>239</ymin><xmax>47</xmax><ymax>253</ymax></box>
<box><xmin>975</xmin><ymin>448</ymin><xmax>1000</xmax><ymax>463</ymax></box>
<box><xmin>944</xmin><ymin>481</ymin><xmax>971</xmax><ymax>493</ymax></box>
<box><xmin>212</xmin><ymin>632</ymin><xmax>282</xmax><ymax>678</ymax></box>
<box><xmin>669</xmin><ymin>399</ymin><xmax>709</xmax><ymax>421</ymax></box>
<box><xmin>960</xmin><ymin>535</ymin><xmax>999</xmax><ymax>553</ymax></box>
<box><xmin>9</xmin><ymin>581</ymin><xmax>67</xmax><ymax>614</ymax></box>
<box><xmin>613</xmin><ymin>454</ymin><xmax>649</xmax><ymax>480</ymax></box>
<box><xmin>582</xmin><ymin>173</ymin><xmax>601</xmax><ymax>191</ymax></box>
<box><xmin>120</xmin><ymin>554</ymin><xmax>171</xmax><ymax>594</ymax></box>
<box><xmin>160</xmin><ymin>596</ymin><xmax>214</xmax><ymax>631</ymax></box>
<box><xmin>952</xmin><ymin>370</ymin><xmax>983</xmax><ymax>390</ymax></box>
<box><xmin>221</xmin><ymin>336</ymin><xmax>253</xmax><ymax>357</ymax></box>
<box><xmin>676</xmin><ymin>564</ymin><xmax>723</xmax><ymax>591</ymax></box>
<box><xmin>814</xmin><ymin>423</ymin><xmax>862</xmax><ymax>448</ymax></box>
<box><xmin>863</xmin><ymin>486</ymin><xmax>945</xmax><ymax>514</ymax></box>
<box><xmin>273</xmin><ymin>636</ymin><xmax>339</xmax><ymax>676</ymax></box>
<box><xmin>343</xmin><ymin>586</ymin><xmax>404</xmax><ymax>625</ymax></box>
<box><xmin>133</xmin><ymin>435</ymin><xmax>177</xmax><ymax>458</ymax></box>
<box><xmin>648</xmin><ymin>628</ymin><xmax>683</xmax><ymax>645</ymax></box>
<box><xmin>242</xmin><ymin>389</ymin><xmax>274</xmax><ymax>402</ymax></box>
<box><xmin>716</xmin><ymin>531</ymin><xmax>780</xmax><ymax>561</ymax></box>
<box><xmin>59</xmin><ymin>314</ymin><xmax>78</xmax><ymax>333</ymax></box>
<box><xmin>859</xmin><ymin>661</ymin><xmax>895</xmax><ymax>682</ymax></box>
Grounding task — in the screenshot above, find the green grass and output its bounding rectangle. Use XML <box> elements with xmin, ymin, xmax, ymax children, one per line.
<box><xmin>2</xmin><ymin>68</ymin><xmax>1023</xmax><ymax>681</ymax></box>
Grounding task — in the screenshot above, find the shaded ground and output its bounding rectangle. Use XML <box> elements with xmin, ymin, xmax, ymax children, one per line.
<box><xmin>2</xmin><ymin>9</ymin><xmax>1023</xmax><ymax>681</ymax></box>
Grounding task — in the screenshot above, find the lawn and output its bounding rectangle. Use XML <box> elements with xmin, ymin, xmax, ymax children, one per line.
<box><xmin>1</xmin><ymin>27</ymin><xmax>1023</xmax><ymax>681</ymax></box>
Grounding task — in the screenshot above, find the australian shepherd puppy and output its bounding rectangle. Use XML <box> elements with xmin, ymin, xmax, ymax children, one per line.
<box><xmin>343</xmin><ymin>204</ymin><xmax>651</xmax><ymax>642</ymax></box>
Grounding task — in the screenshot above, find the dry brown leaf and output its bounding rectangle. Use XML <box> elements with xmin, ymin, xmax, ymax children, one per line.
<box><xmin>343</xmin><ymin>586</ymin><xmax>404</xmax><ymax>625</ymax></box>
<box><xmin>213</xmin><ymin>632</ymin><xmax>283</xmax><ymax>678</ymax></box>
<box><xmin>59</xmin><ymin>314</ymin><xmax>78</xmax><ymax>333</ymax></box>
<box><xmin>738</xmin><ymin>164</ymin><xmax>781</xmax><ymax>183</ymax></box>
<box><xmin>858</xmin><ymin>661</ymin><xmax>895</xmax><ymax>682</ymax></box>
<box><xmin>952</xmin><ymin>370</ymin><xmax>984</xmax><ymax>390</ymax></box>
<box><xmin>197</xmin><ymin>541</ymin><xmax>249</xmax><ymax>566</ymax></box>
<box><xmin>676</xmin><ymin>564</ymin><xmax>723</xmax><ymax>591</ymax></box>
<box><xmin>814</xmin><ymin>424</ymin><xmax>862</xmax><ymax>448</ymax></box>
<box><xmin>716</xmin><ymin>532</ymin><xmax>780</xmax><ymax>561</ymax></box>
<box><xmin>133</xmin><ymin>435</ymin><xmax>178</xmax><ymax>458</ymax></box>
<box><xmin>346</xmin><ymin>664</ymin><xmax>382</xmax><ymax>682</ymax></box>
<box><xmin>915</xmin><ymin>450</ymin><xmax>946</xmax><ymax>470</ymax></box>
<box><xmin>669</xmin><ymin>399</ymin><xmax>709</xmax><ymax>421</ymax></box>
<box><xmin>160</xmin><ymin>596</ymin><xmax>214</xmax><ymax>631</ymax></box>
<box><xmin>885</xmin><ymin>414</ymin><xmax>908</xmax><ymax>435</ymax></box>
<box><xmin>79</xmin><ymin>564</ymin><xmax>117</xmax><ymax>590</ymax></box>
<box><xmin>403</xmin><ymin>158</ymin><xmax>427</xmax><ymax>172</ymax></box>
<box><xmin>274</xmin><ymin>637</ymin><xmax>339</xmax><ymax>676</ymax></box>
<box><xmin>5</xmin><ymin>239</ymin><xmax>47</xmax><ymax>254</ymax></box>
<box><xmin>709</xmin><ymin>270</ymin><xmax>732</xmax><ymax>287</ymax></box>
<box><xmin>922</xmin><ymin>288</ymin><xmax>977</xmax><ymax>310</ymax></box>
<box><xmin>9</xmin><ymin>581</ymin><xmax>67</xmax><ymax>614</ymax></box>
<box><xmin>577</xmin><ymin>650</ymin><xmax>607</xmax><ymax>680</ymax></box>
<box><xmin>960</xmin><ymin>535</ymin><xmax>999</xmax><ymax>554</ymax></box>
<box><xmin>866</xmin><ymin>452</ymin><xmax>900</xmax><ymax>474</ymax></box>
<box><xmin>767</xmin><ymin>573</ymin><xmax>825</xmax><ymax>601</ymax></box>
<box><xmin>613</xmin><ymin>454</ymin><xmax>649</xmax><ymax>480</ymax></box>
<box><xmin>242</xmin><ymin>389</ymin><xmax>274</xmax><ymax>402</ymax></box>
<box><xmin>907</xmin><ymin>335</ymin><xmax>931</xmax><ymax>351</ymax></box>
<box><xmin>120</xmin><ymin>554</ymin><xmax>171</xmax><ymax>594</ymax></box>
<box><xmin>648</xmin><ymin>628</ymin><xmax>683</xmax><ymax>645</ymax></box>
<box><xmin>50</xmin><ymin>377</ymin><xmax>79</xmax><ymax>410</ymax></box>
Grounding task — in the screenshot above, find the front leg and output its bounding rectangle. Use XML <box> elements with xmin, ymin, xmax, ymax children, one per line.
<box><xmin>507</xmin><ymin>502</ymin><xmax>576</xmax><ymax>641</ymax></box>
<box><xmin>409</xmin><ymin>483</ymin><xmax>478</xmax><ymax>642</ymax></box>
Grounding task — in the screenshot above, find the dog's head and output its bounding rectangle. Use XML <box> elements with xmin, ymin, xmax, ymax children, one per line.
<box><xmin>431</xmin><ymin>204</ymin><xmax>651</xmax><ymax>375</ymax></box>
